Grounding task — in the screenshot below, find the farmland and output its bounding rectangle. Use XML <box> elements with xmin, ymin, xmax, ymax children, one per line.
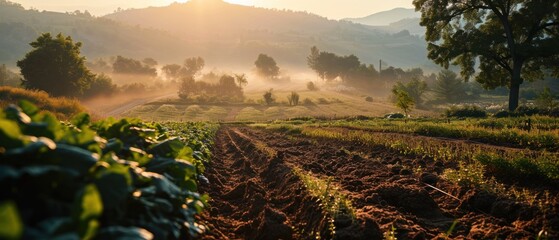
<box><xmin>2</xmin><ymin>1</ymin><xmax>558</xmax><ymax>239</ymax></box>
<box><xmin>195</xmin><ymin>118</ymin><xmax>558</xmax><ymax>239</ymax></box>
<box><xmin>2</xmin><ymin>101</ymin><xmax>558</xmax><ymax>239</ymax></box>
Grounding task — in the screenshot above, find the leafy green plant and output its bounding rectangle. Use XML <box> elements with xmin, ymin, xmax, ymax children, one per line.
<box><xmin>0</xmin><ymin>101</ymin><xmax>215</xmax><ymax>239</ymax></box>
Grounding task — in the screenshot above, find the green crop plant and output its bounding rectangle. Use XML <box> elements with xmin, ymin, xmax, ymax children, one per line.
<box><xmin>0</xmin><ymin>101</ymin><xmax>216</xmax><ymax>239</ymax></box>
<box><xmin>292</xmin><ymin>167</ymin><xmax>356</xmax><ymax>237</ymax></box>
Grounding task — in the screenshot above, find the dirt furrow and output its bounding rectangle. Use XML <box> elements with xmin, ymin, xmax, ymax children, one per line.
<box><xmin>235</xmin><ymin>126</ymin><xmax>558</xmax><ymax>239</ymax></box>
<box><xmin>199</xmin><ymin>126</ymin><xmax>331</xmax><ymax>239</ymax></box>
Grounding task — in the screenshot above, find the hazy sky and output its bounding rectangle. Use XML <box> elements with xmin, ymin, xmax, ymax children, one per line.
<box><xmin>14</xmin><ymin>0</ymin><xmax>414</xmax><ymax>19</ymax></box>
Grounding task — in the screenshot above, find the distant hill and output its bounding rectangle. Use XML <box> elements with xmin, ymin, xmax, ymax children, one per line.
<box><xmin>343</xmin><ymin>8</ymin><xmax>420</xmax><ymax>26</ymax></box>
<box><xmin>0</xmin><ymin>1</ymin><xmax>188</xmax><ymax>66</ymax></box>
<box><xmin>1</xmin><ymin>0</ymin><xmax>434</xmax><ymax>72</ymax></box>
<box><xmin>104</xmin><ymin>0</ymin><xmax>432</xmax><ymax>70</ymax></box>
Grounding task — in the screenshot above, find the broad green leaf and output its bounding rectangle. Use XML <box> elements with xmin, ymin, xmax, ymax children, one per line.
<box><xmin>4</xmin><ymin>105</ymin><xmax>31</xmax><ymax>124</ymax></box>
<box><xmin>102</xmin><ymin>139</ymin><xmax>123</xmax><ymax>154</ymax></box>
<box><xmin>23</xmin><ymin>113</ymin><xmax>61</xmax><ymax>140</ymax></box>
<box><xmin>71</xmin><ymin>113</ymin><xmax>91</xmax><ymax>129</ymax></box>
<box><xmin>75</xmin><ymin>184</ymin><xmax>102</xmax><ymax>240</ymax></box>
<box><xmin>140</xmin><ymin>172</ymin><xmax>181</xmax><ymax>198</ymax></box>
<box><xmin>78</xmin><ymin>184</ymin><xmax>103</xmax><ymax>221</ymax></box>
<box><xmin>4</xmin><ymin>137</ymin><xmax>56</xmax><ymax>158</ymax></box>
<box><xmin>55</xmin><ymin>144</ymin><xmax>98</xmax><ymax>174</ymax></box>
<box><xmin>0</xmin><ymin>201</ymin><xmax>23</xmax><ymax>240</ymax></box>
<box><xmin>0</xmin><ymin>119</ymin><xmax>24</xmax><ymax>149</ymax></box>
<box><xmin>18</xmin><ymin>100</ymin><xmax>39</xmax><ymax>117</ymax></box>
<box><xmin>95</xmin><ymin>172</ymin><xmax>129</xmax><ymax>210</ymax></box>
<box><xmin>147</xmin><ymin>138</ymin><xmax>187</xmax><ymax>158</ymax></box>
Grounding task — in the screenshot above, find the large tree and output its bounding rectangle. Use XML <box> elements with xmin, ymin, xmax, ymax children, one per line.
<box><xmin>255</xmin><ymin>54</ymin><xmax>280</xmax><ymax>79</ymax></box>
<box><xmin>413</xmin><ymin>0</ymin><xmax>559</xmax><ymax>111</ymax></box>
<box><xmin>17</xmin><ymin>33</ymin><xmax>93</xmax><ymax>97</ymax></box>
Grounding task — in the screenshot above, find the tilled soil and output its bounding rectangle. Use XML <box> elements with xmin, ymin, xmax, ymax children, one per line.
<box><xmin>199</xmin><ymin>126</ymin><xmax>558</xmax><ymax>239</ymax></box>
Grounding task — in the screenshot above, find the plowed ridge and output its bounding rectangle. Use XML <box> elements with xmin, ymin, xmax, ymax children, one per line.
<box><xmin>199</xmin><ymin>126</ymin><xmax>330</xmax><ymax>239</ymax></box>
<box><xmin>200</xmin><ymin>126</ymin><xmax>558</xmax><ymax>239</ymax></box>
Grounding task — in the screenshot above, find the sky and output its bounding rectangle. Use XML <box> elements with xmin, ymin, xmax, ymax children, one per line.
<box><xmin>13</xmin><ymin>0</ymin><xmax>414</xmax><ymax>19</ymax></box>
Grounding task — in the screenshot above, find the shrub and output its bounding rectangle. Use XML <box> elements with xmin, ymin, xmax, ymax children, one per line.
<box><xmin>0</xmin><ymin>86</ymin><xmax>85</xmax><ymax>119</ymax></box>
<box><xmin>307</xmin><ymin>81</ymin><xmax>318</xmax><ymax>91</ymax></box>
<box><xmin>384</xmin><ymin>113</ymin><xmax>405</xmax><ymax>119</ymax></box>
<box><xmin>302</xmin><ymin>98</ymin><xmax>314</xmax><ymax>106</ymax></box>
<box><xmin>317</xmin><ymin>98</ymin><xmax>329</xmax><ymax>104</ymax></box>
<box><xmin>365</xmin><ymin>96</ymin><xmax>374</xmax><ymax>102</ymax></box>
<box><xmin>494</xmin><ymin>110</ymin><xmax>515</xmax><ymax>118</ymax></box>
<box><xmin>263</xmin><ymin>89</ymin><xmax>275</xmax><ymax>105</ymax></box>
<box><xmin>287</xmin><ymin>91</ymin><xmax>300</xmax><ymax>106</ymax></box>
<box><xmin>445</xmin><ymin>105</ymin><xmax>487</xmax><ymax>118</ymax></box>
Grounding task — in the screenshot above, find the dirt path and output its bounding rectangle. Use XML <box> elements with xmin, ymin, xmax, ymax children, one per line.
<box><xmin>83</xmin><ymin>91</ymin><xmax>177</xmax><ymax>117</ymax></box>
<box><xmin>200</xmin><ymin>126</ymin><xmax>558</xmax><ymax>239</ymax></box>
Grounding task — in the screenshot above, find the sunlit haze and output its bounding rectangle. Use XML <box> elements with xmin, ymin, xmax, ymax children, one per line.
<box><xmin>14</xmin><ymin>0</ymin><xmax>413</xmax><ymax>19</ymax></box>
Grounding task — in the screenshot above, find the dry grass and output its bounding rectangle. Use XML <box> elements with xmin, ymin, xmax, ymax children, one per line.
<box><xmin>0</xmin><ymin>86</ymin><xmax>86</xmax><ymax>119</ymax></box>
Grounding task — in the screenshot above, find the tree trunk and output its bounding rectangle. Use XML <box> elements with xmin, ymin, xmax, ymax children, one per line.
<box><xmin>508</xmin><ymin>61</ymin><xmax>523</xmax><ymax>111</ymax></box>
<box><xmin>508</xmin><ymin>82</ymin><xmax>520</xmax><ymax>111</ymax></box>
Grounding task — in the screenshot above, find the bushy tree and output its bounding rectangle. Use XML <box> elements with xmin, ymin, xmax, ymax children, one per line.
<box><xmin>113</xmin><ymin>56</ymin><xmax>157</xmax><ymax>76</ymax></box>
<box><xmin>414</xmin><ymin>0</ymin><xmax>559</xmax><ymax>111</ymax></box>
<box><xmin>432</xmin><ymin>70</ymin><xmax>467</xmax><ymax>102</ymax></box>
<box><xmin>307</xmin><ymin>46</ymin><xmax>378</xmax><ymax>87</ymax></box>
<box><xmin>393</xmin><ymin>89</ymin><xmax>415</xmax><ymax>116</ymax></box>
<box><xmin>535</xmin><ymin>87</ymin><xmax>558</xmax><ymax>110</ymax></box>
<box><xmin>142</xmin><ymin>58</ymin><xmax>158</xmax><ymax>68</ymax></box>
<box><xmin>392</xmin><ymin>77</ymin><xmax>427</xmax><ymax>107</ymax></box>
<box><xmin>162</xmin><ymin>64</ymin><xmax>182</xmax><ymax>81</ymax></box>
<box><xmin>17</xmin><ymin>33</ymin><xmax>94</xmax><ymax>97</ymax></box>
<box><xmin>82</xmin><ymin>73</ymin><xmax>117</xmax><ymax>98</ymax></box>
<box><xmin>178</xmin><ymin>76</ymin><xmax>196</xmax><ymax>100</ymax></box>
<box><xmin>181</xmin><ymin>57</ymin><xmax>205</xmax><ymax>77</ymax></box>
<box><xmin>255</xmin><ymin>54</ymin><xmax>280</xmax><ymax>79</ymax></box>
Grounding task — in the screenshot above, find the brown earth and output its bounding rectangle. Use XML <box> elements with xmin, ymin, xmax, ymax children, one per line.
<box><xmin>198</xmin><ymin>125</ymin><xmax>559</xmax><ymax>239</ymax></box>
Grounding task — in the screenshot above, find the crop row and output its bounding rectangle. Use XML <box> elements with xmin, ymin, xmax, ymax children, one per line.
<box><xmin>259</xmin><ymin>123</ymin><xmax>558</xmax><ymax>206</ymax></box>
<box><xmin>301</xmin><ymin>117</ymin><xmax>559</xmax><ymax>151</ymax></box>
<box><xmin>0</xmin><ymin>101</ymin><xmax>217</xmax><ymax>239</ymax></box>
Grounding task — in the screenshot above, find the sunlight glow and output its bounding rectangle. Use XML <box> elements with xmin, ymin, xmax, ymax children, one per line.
<box><xmin>224</xmin><ymin>0</ymin><xmax>253</xmax><ymax>6</ymax></box>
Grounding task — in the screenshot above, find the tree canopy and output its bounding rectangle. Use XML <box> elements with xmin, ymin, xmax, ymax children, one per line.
<box><xmin>433</xmin><ymin>70</ymin><xmax>467</xmax><ymax>102</ymax></box>
<box><xmin>413</xmin><ymin>0</ymin><xmax>559</xmax><ymax>110</ymax></box>
<box><xmin>17</xmin><ymin>33</ymin><xmax>93</xmax><ymax>97</ymax></box>
<box><xmin>112</xmin><ymin>56</ymin><xmax>157</xmax><ymax>76</ymax></box>
<box><xmin>392</xmin><ymin>78</ymin><xmax>427</xmax><ymax>107</ymax></box>
<box><xmin>255</xmin><ymin>54</ymin><xmax>280</xmax><ymax>79</ymax></box>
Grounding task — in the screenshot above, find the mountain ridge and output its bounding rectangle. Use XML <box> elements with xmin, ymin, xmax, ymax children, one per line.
<box><xmin>0</xmin><ymin>0</ymin><xmax>433</xmax><ymax>72</ymax></box>
<box><xmin>343</xmin><ymin>8</ymin><xmax>420</xmax><ymax>26</ymax></box>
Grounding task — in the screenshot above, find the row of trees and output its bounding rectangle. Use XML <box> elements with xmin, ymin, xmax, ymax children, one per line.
<box><xmin>306</xmin><ymin>46</ymin><xmax>433</xmax><ymax>90</ymax></box>
<box><xmin>307</xmin><ymin>46</ymin><xmax>377</xmax><ymax>87</ymax></box>
<box><xmin>178</xmin><ymin>74</ymin><xmax>245</xmax><ymax>103</ymax></box>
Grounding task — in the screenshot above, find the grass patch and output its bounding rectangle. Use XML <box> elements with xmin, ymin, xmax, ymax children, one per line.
<box><xmin>292</xmin><ymin>167</ymin><xmax>356</xmax><ymax>236</ymax></box>
<box><xmin>0</xmin><ymin>86</ymin><xmax>85</xmax><ymax>120</ymax></box>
